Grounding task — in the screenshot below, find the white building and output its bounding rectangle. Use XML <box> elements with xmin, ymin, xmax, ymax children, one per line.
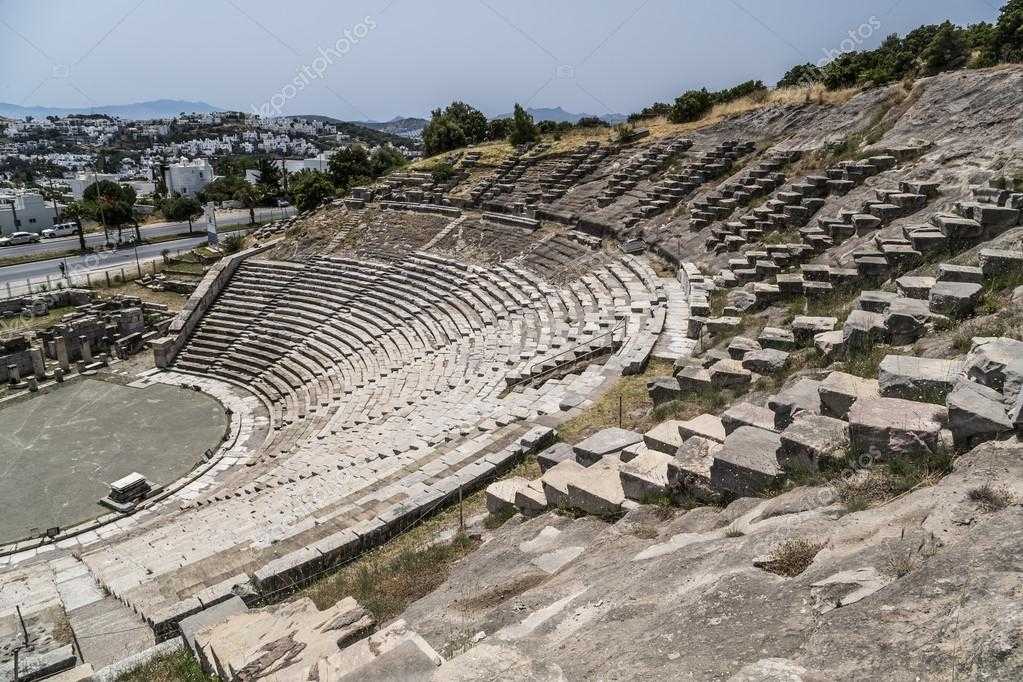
<box><xmin>69</xmin><ymin>172</ymin><xmax>119</xmax><ymax>199</ymax></box>
<box><xmin>0</xmin><ymin>190</ymin><xmax>57</xmax><ymax>235</ymax></box>
<box><xmin>163</xmin><ymin>158</ymin><xmax>214</xmax><ymax>196</ymax></box>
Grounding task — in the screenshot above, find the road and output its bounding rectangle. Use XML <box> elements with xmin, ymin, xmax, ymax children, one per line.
<box><xmin>0</xmin><ymin>207</ymin><xmax>294</xmax><ymax>259</ymax></box>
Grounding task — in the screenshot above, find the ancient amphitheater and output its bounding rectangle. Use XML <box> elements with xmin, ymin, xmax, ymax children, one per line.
<box><xmin>3</xmin><ymin>65</ymin><xmax>1023</xmax><ymax>680</ymax></box>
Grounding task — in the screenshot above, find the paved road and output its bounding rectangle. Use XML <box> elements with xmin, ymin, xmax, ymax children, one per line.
<box><xmin>0</xmin><ymin>207</ymin><xmax>293</xmax><ymax>259</ymax></box>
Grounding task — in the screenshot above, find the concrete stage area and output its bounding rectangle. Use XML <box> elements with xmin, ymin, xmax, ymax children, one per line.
<box><xmin>0</xmin><ymin>378</ymin><xmax>229</xmax><ymax>543</ymax></box>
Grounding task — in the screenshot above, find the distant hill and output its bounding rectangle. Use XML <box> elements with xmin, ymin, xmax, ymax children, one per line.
<box><xmin>0</xmin><ymin>99</ymin><xmax>222</xmax><ymax>120</ymax></box>
<box><xmin>354</xmin><ymin>116</ymin><xmax>429</xmax><ymax>139</ymax></box>
<box><xmin>289</xmin><ymin>115</ymin><xmax>421</xmax><ymax>149</ymax></box>
<box><xmin>493</xmin><ymin>106</ymin><xmax>628</xmax><ymax>124</ymax></box>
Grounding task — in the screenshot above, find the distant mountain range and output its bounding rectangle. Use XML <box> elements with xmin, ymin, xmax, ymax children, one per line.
<box><xmin>289</xmin><ymin>115</ymin><xmax>420</xmax><ymax>148</ymax></box>
<box><xmin>354</xmin><ymin>116</ymin><xmax>429</xmax><ymax>139</ymax></box>
<box><xmin>494</xmin><ymin>107</ymin><xmax>628</xmax><ymax>124</ymax></box>
<box><xmin>0</xmin><ymin>99</ymin><xmax>222</xmax><ymax>120</ymax></box>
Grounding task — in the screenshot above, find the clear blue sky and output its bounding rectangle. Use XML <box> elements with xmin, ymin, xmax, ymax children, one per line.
<box><xmin>0</xmin><ymin>0</ymin><xmax>1001</xmax><ymax>120</ymax></box>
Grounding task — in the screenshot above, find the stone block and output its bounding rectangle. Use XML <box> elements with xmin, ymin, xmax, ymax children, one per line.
<box><xmin>708</xmin><ymin>359</ymin><xmax>753</xmax><ymax>390</ymax></box>
<box><xmin>768</xmin><ymin>378</ymin><xmax>823</xmax><ymax>429</ymax></box>
<box><xmin>573</xmin><ymin>427</ymin><xmax>643</xmax><ymax>466</ymax></box>
<box><xmin>843</xmin><ymin>309</ymin><xmax>888</xmax><ymax>352</ymax></box>
<box><xmin>814</xmin><ymin>330</ymin><xmax>845</xmax><ymax>361</ymax></box>
<box><xmin>946</xmin><ymin>379</ymin><xmax>1013</xmax><ymax>446</ymax></box>
<box><xmin>537</xmin><ymin>442</ymin><xmax>575</xmax><ymax>473</ymax></box>
<box><xmin>727</xmin><ymin>336</ymin><xmax>761</xmax><ymax>360</ymax></box>
<box><xmin>819</xmin><ymin>371</ymin><xmax>880</xmax><ymax>419</ymax></box>
<box><xmin>710</xmin><ymin>426</ymin><xmax>783</xmax><ymax>496</ymax></box>
<box><xmin>674</xmin><ymin>436</ymin><xmax>722</xmax><ymax>502</ymax></box>
<box><xmin>486</xmin><ymin>477</ymin><xmax>531</xmax><ymax>515</ymax></box>
<box><xmin>565</xmin><ymin>459</ymin><xmax>627</xmax><ymax>515</ymax></box>
<box><xmin>644</xmin><ymin>420</ymin><xmax>686</xmax><ymax>455</ymax></box>
<box><xmin>179</xmin><ymin>596</ymin><xmax>249</xmax><ymax>656</ymax></box>
<box><xmin>792</xmin><ymin>316</ymin><xmax>837</xmax><ymax>346</ymax></box>
<box><xmin>647</xmin><ymin>376</ymin><xmax>682</xmax><ymax>406</ymax></box>
<box><xmin>929</xmin><ymin>281</ymin><xmax>983</xmax><ymax>319</ymax></box>
<box><xmin>540</xmin><ymin>459</ymin><xmax>586</xmax><ymax>509</ymax></box>
<box><xmin>937</xmin><ymin>263</ymin><xmax>983</xmax><ymax>284</ymax></box>
<box><xmin>883</xmin><ymin>296</ymin><xmax>933</xmax><ymax>345</ymax></box>
<box><xmin>979</xmin><ymin>248</ymin><xmax>1023</xmax><ymax>277</ymax></box>
<box><xmin>758</xmin><ymin>327</ymin><xmax>796</xmax><ymax>351</ymax></box>
<box><xmin>896</xmin><ymin>275</ymin><xmax>935</xmax><ymax>300</ymax></box>
<box><xmin>779</xmin><ymin>414</ymin><xmax>849</xmax><ymax>470</ymax></box>
<box><xmin>847</xmin><ymin>397</ymin><xmax>948</xmax><ymax>458</ymax></box>
<box><xmin>677</xmin><ymin>413</ymin><xmax>727</xmax><ymax>443</ymax></box>
<box><xmin>964</xmin><ymin>337</ymin><xmax>1023</xmax><ymax>402</ymax></box>
<box><xmin>676</xmin><ymin>364</ymin><xmax>713</xmax><ymax>392</ymax></box>
<box><xmin>619</xmin><ymin>449</ymin><xmax>680</xmax><ymax>501</ymax></box>
<box><xmin>878</xmin><ymin>355</ymin><xmax>965</xmax><ymax>403</ymax></box>
<box><xmin>514</xmin><ymin>480</ymin><xmax>549</xmax><ymax>517</ymax></box>
<box><xmin>721</xmin><ymin>402</ymin><xmax>776</xmax><ymax>435</ymax></box>
<box><xmin>741</xmin><ymin>348</ymin><xmax>790</xmax><ymax>374</ymax></box>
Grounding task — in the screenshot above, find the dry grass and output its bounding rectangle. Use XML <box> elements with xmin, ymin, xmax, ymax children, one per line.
<box><xmin>116</xmin><ymin>649</ymin><xmax>215</xmax><ymax>682</ymax></box>
<box><xmin>87</xmin><ymin>281</ymin><xmax>189</xmax><ymax>312</ymax></box>
<box><xmin>836</xmin><ymin>450</ymin><xmax>955</xmax><ymax>511</ymax></box>
<box><xmin>968</xmin><ymin>483</ymin><xmax>1015</xmax><ymax>513</ymax></box>
<box><xmin>760</xmin><ymin>538</ymin><xmax>825</xmax><ymax>577</ymax></box>
<box><xmin>557</xmin><ymin>359</ymin><xmax>729</xmax><ymax>443</ymax></box>
<box><xmin>301</xmin><ymin>455</ymin><xmax>539</xmax><ymax>620</ymax></box>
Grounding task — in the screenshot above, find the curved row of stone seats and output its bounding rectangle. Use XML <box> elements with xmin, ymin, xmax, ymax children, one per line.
<box><xmin>469</xmin><ymin>145</ymin><xmax>536</xmax><ymax>204</ymax></box>
<box><xmin>522</xmin><ymin>142</ymin><xmax>610</xmax><ymax>205</ymax></box>
<box><xmin>705</xmin><ymin>155</ymin><xmax>900</xmax><ymax>254</ymax></box>
<box><xmin>597</xmin><ymin>137</ymin><xmax>693</xmax><ymax>207</ymax></box>
<box><xmin>627</xmin><ymin>140</ymin><xmax>758</xmax><ymax>227</ymax></box>
<box><xmin>697</xmin><ymin>150</ymin><xmax>800</xmax><ymax>227</ymax></box>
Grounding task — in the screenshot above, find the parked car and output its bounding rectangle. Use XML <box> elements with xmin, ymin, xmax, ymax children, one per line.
<box><xmin>41</xmin><ymin>222</ymin><xmax>79</xmax><ymax>238</ymax></box>
<box><xmin>0</xmin><ymin>231</ymin><xmax>41</xmax><ymax>247</ymax></box>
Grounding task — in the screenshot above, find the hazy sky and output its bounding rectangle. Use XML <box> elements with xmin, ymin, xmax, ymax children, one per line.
<box><xmin>0</xmin><ymin>0</ymin><xmax>1001</xmax><ymax>120</ymax></box>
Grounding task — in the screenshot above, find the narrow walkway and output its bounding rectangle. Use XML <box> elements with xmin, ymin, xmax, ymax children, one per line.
<box><xmin>652</xmin><ymin>277</ymin><xmax>696</xmax><ymax>362</ymax></box>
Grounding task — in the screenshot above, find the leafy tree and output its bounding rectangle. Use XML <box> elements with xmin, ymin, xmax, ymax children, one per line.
<box><xmin>994</xmin><ymin>0</ymin><xmax>1023</xmax><ymax>62</ymax></box>
<box><xmin>200</xmin><ymin>175</ymin><xmax>249</xmax><ymax>204</ymax></box>
<box><xmin>430</xmin><ymin>162</ymin><xmax>457</xmax><ymax>184</ymax></box>
<box><xmin>290</xmin><ymin>170</ymin><xmax>335</xmax><ymax>211</ymax></box>
<box><xmin>370</xmin><ymin>146</ymin><xmax>407</xmax><ymax>177</ymax></box>
<box><xmin>509</xmin><ymin>103</ymin><xmax>538</xmax><ymax>146</ymax></box>
<box><xmin>576</xmin><ymin>116</ymin><xmax>609</xmax><ymax>128</ymax></box>
<box><xmin>254</xmin><ymin>157</ymin><xmax>282</xmax><ymax>193</ymax></box>
<box><xmin>923</xmin><ymin>21</ymin><xmax>969</xmax><ymax>74</ymax></box>
<box><xmin>668</xmin><ymin>89</ymin><xmax>715</xmax><ymax>123</ymax></box>
<box><xmin>61</xmin><ymin>201</ymin><xmax>89</xmax><ymax>251</ymax></box>
<box><xmin>328</xmin><ymin>145</ymin><xmax>374</xmax><ymax>190</ymax></box>
<box><xmin>777</xmin><ymin>63</ymin><xmax>824</xmax><ymax>88</ymax></box>
<box><xmin>443</xmin><ymin>101</ymin><xmax>488</xmax><ymax>144</ymax></box>
<box><xmin>83</xmin><ymin>180</ymin><xmax>136</xmax><ymax>243</ymax></box>
<box><xmin>486</xmin><ymin>118</ymin><xmax>512</xmax><ymax>141</ymax></box>
<box><xmin>162</xmin><ymin>195</ymin><xmax>203</xmax><ymax>233</ymax></box>
<box><xmin>234</xmin><ymin>185</ymin><xmax>262</xmax><ymax>226</ymax></box>
<box><xmin>422</xmin><ymin>111</ymin><xmax>467</xmax><ymax>156</ymax></box>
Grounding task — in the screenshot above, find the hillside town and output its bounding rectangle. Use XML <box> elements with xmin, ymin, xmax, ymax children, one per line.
<box><xmin>0</xmin><ymin>111</ymin><xmax>420</xmax><ymax>236</ymax></box>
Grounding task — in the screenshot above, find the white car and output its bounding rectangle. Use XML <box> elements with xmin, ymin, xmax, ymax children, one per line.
<box><xmin>41</xmin><ymin>223</ymin><xmax>79</xmax><ymax>238</ymax></box>
<box><xmin>0</xmin><ymin>231</ymin><xmax>41</xmax><ymax>247</ymax></box>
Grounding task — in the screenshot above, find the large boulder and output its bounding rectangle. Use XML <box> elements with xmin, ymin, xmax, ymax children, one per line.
<box><xmin>768</xmin><ymin>378</ymin><xmax>823</xmax><ymax>429</ymax></box>
<box><xmin>710</xmin><ymin>426</ymin><xmax>783</xmax><ymax>496</ymax></box>
<box><xmin>878</xmin><ymin>355</ymin><xmax>965</xmax><ymax>403</ymax></box>
<box><xmin>573</xmin><ymin>428</ymin><xmax>644</xmax><ymax>466</ymax></box>
<box><xmin>946</xmin><ymin>379</ymin><xmax>1013</xmax><ymax>447</ymax></box>
<box><xmin>818</xmin><ymin>371</ymin><xmax>880</xmax><ymax>419</ymax></box>
<box><xmin>847</xmin><ymin>397</ymin><xmax>949</xmax><ymax>458</ymax></box>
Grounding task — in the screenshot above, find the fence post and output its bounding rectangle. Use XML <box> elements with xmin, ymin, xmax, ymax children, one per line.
<box><xmin>105</xmin><ymin>271</ymin><xmax>111</xmax><ymax>287</ymax></box>
<box><xmin>45</xmin><ymin>274</ymin><xmax>52</xmax><ymax>289</ymax></box>
<box><xmin>5</xmin><ymin>282</ymin><xmax>10</xmax><ymax>298</ymax></box>
<box><xmin>86</xmin><ymin>273</ymin><xmax>92</xmax><ymax>288</ymax></box>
